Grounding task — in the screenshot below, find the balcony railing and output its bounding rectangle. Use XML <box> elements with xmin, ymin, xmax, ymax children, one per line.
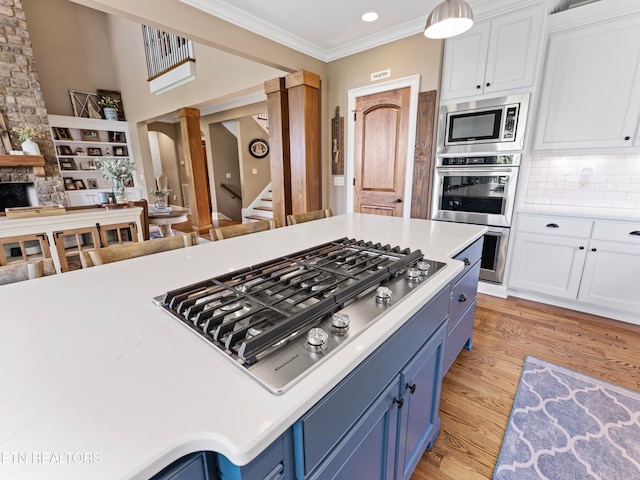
<box><xmin>142</xmin><ymin>25</ymin><xmax>195</xmax><ymax>81</ymax></box>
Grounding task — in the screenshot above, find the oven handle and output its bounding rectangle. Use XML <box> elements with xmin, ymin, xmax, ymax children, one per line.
<box><xmin>436</xmin><ymin>167</ymin><xmax>517</xmax><ymax>175</ymax></box>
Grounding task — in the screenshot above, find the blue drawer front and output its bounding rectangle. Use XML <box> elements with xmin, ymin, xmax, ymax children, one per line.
<box><xmin>444</xmin><ymin>299</ymin><xmax>477</xmax><ymax>373</ymax></box>
<box><xmin>453</xmin><ymin>238</ymin><xmax>483</xmax><ymax>283</ymax></box>
<box><xmin>449</xmin><ymin>261</ymin><xmax>480</xmax><ymax>325</ymax></box>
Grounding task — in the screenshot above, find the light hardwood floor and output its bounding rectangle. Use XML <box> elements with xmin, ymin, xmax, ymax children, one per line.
<box><xmin>412</xmin><ymin>293</ymin><xmax>640</xmax><ymax>480</ymax></box>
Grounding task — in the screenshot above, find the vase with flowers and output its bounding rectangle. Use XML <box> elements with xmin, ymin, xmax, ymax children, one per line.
<box><xmin>11</xmin><ymin>125</ymin><xmax>42</xmax><ymax>155</ymax></box>
<box><xmin>98</xmin><ymin>96</ymin><xmax>120</xmax><ymax>121</ymax></box>
<box><xmin>96</xmin><ymin>156</ymin><xmax>135</xmax><ymax>204</ymax></box>
<box><xmin>150</xmin><ymin>187</ymin><xmax>171</xmax><ymax>209</ymax></box>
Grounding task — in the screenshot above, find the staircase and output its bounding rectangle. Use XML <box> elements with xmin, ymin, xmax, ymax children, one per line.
<box><xmin>243</xmin><ymin>184</ymin><xmax>273</xmax><ymax>223</ymax></box>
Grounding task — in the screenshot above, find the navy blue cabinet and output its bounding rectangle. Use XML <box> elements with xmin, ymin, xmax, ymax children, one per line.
<box><xmin>444</xmin><ymin>238</ymin><xmax>482</xmax><ymax>373</ymax></box>
<box><xmin>293</xmin><ymin>287</ymin><xmax>449</xmax><ymax>480</ymax></box>
<box><xmin>151</xmin><ymin>453</ymin><xmax>214</xmax><ymax>480</ymax></box>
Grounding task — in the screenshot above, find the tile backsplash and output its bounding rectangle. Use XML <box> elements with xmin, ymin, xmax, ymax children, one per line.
<box><xmin>523</xmin><ymin>154</ymin><xmax>640</xmax><ymax>210</ymax></box>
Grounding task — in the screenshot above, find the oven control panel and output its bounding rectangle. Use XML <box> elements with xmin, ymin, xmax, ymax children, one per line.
<box><xmin>439</xmin><ymin>154</ymin><xmax>520</xmax><ymax>166</ymax></box>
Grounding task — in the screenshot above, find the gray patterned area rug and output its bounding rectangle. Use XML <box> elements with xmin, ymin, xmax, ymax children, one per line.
<box><xmin>493</xmin><ymin>355</ymin><xmax>640</xmax><ymax>480</ymax></box>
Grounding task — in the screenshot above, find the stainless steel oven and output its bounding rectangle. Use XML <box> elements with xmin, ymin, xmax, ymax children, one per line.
<box><xmin>432</xmin><ymin>154</ymin><xmax>520</xmax><ymax>227</ymax></box>
<box><xmin>432</xmin><ymin>154</ymin><xmax>520</xmax><ymax>284</ymax></box>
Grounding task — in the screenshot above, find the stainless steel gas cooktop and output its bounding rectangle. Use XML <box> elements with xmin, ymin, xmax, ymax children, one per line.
<box><xmin>154</xmin><ymin>238</ymin><xmax>446</xmax><ymax>394</ymax></box>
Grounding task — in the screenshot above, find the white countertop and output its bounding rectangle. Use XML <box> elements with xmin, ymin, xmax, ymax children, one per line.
<box><xmin>516</xmin><ymin>204</ymin><xmax>640</xmax><ymax>222</ymax></box>
<box><xmin>0</xmin><ymin>214</ymin><xmax>486</xmax><ymax>480</ymax></box>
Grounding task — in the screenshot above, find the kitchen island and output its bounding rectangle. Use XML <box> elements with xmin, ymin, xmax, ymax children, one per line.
<box><xmin>0</xmin><ymin>214</ymin><xmax>485</xmax><ymax>480</ymax></box>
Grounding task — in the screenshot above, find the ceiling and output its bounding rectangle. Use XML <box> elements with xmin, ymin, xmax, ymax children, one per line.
<box><xmin>180</xmin><ymin>0</ymin><xmax>504</xmax><ymax>62</ymax></box>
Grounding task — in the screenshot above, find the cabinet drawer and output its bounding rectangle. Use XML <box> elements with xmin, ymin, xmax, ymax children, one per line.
<box><xmin>295</xmin><ymin>287</ymin><xmax>449</xmax><ymax>477</ymax></box>
<box><xmin>453</xmin><ymin>238</ymin><xmax>483</xmax><ymax>282</ymax></box>
<box><xmin>517</xmin><ymin>215</ymin><xmax>592</xmax><ymax>238</ymax></box>
<box><xmin>444</xmin><ymin>299</ymin><xmax>476</xmax><ymax>373</ymax></box>
<box><xmin>592</xmin><ymin>221</ymin><xmax>640</xmax><ymax>244</ymax></box>
<box><xmin>449</xmin><ymin>261</ymin><xmax>480</xmax><ymax>324</ymax></box>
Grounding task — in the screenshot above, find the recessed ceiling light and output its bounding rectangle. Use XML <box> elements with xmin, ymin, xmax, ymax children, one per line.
<box><xmin>361</xmin><ymin>12</ymin><xmax>379</xmax><ymax>22</ymax></box>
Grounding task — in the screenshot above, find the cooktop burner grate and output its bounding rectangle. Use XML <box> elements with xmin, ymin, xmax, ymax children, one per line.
<box><xmin>154</xmin><ymin>237</ymin><xmax>446</xmax><ymax>393</ymax></box>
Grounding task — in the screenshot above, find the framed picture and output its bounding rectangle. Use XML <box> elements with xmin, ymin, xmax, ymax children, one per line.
<box><xmin>59</xmin><ymin>159</ymin><xmax>78</xmax><ymax>171</ymax></box>
<box><xmin>113</xmin><ymin>146</ymin><xmax>128</xmax><ymax>156</ymax></box>
<box><xmin>97</xmin><ymin>89</ymin><xmax>125</xmax><ymax>121</ymax></box>
<box><xmin>248</xmin><ymin>138</ymin><xmax>269</xmax><ymax>159</ymax></box>
<box><xmin>87</xmin><ymin>178</ymin><xmax>98</xmax><ymax>189</ymax></box>
<box><xmin>108</xmin><ymin>131</ymin><xmax>126</xmax><ymax>143</ymax></box>
<box><xmin>80</xmin><ymin>129</ymin><xmax>100</xmax><ymax>141</ymax></box>
<box><xmin>53</xmin><ymin>127</ymin><xmax>73</xmax><ymax>141</ymax></box>
<box><xmin>74</xmin><ymin>179</ymin><xmax>86</xmax><ymax>190</ymax></box>
<box><xmin>87</xmin><ymin>147</ymin><xmax>102</xmax><ymax>156</ymax></box>
<box><xmin>57</xmin><ymin>145</ymin><xmax>74</xmax><ymax>156</ymax></box>
<box><xmin>64</xmin><ymin>178</ymin><xmax>76</xmax><ymax>190</ymax></box>
<box><xmin>123</xmin><ymin>177</ymin><xmax>134</xmax><ymax>187</ymax></box>
<box><xmin>69</xmin><ymin>90</ymin><xmax>101</xmax><ymax>119</ymax></box>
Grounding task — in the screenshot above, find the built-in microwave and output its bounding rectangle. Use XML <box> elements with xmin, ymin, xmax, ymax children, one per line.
<box><xmin>437</xmin><ymin>93</ymin><xmax>530</xmax><ymax>154</ymax></box>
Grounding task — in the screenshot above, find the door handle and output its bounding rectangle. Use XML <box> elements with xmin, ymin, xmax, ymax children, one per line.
<box><xmin>394</xmin><ymin>198</ymin><xmax>403</xmax><ymax>203</ymax></box>
<box><xmin>546</xmin><ymin>223</ymin><xmax>559</xmax><ymax>228</ymax></box>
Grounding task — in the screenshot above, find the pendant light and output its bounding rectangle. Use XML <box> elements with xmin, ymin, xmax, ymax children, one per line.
<box><xmin>424</xmin><ymin>0</ymin><xmax>474</xmax><ymax>39</ymax></box>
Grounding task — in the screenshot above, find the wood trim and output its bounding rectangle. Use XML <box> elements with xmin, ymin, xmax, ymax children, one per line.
<box><xmin>177</xmin><ymin>107</ymin><xmax>213</xmax><ymax>235</ymax></box>
<box><xmin>410</xmin><ymin>90</ymin><xmax>437</xmax><ymax>219</ymax></box>
<box><xmin>285</xmin><ymin>70</ymin><xmax>321</xmax><ymax>214</ymax></box>
<box><xmin>0</xmin><ymin>154</ymin><xmax>45</xmax><ymax>168</ymax></box>
<box><xmin>265</xmin><ymin>77</ymin><xmax>291</xmax><ymax>228</ymax></box>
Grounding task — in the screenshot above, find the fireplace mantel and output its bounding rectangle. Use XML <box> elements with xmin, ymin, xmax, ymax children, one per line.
<box><xmin>0</xmin><ymin>154</ymin><xmax>46</xmax><ymax>176</ymax></box>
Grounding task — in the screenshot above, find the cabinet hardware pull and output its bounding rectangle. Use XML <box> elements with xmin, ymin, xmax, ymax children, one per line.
<box><xmin>463</xmin><ymin>257</ymin><xmax>470</xmax><ymax>266</ymax></box>
<box><xmin>486</xmin><ymin>82</ymin><xmax>491</xmax><ymax>87</ymax></box>
<box><xmin>624</xmin><ymin>136</ymin><xmax>630</xmax><ymax>141</ymax></box>
<box><xmin>395</xmin><ymin>198</ymin><xmax>403</xmax><ymax>203</ymax></box>
<box><xmin>458</xmin><ymin>294</ymin><xmax>467</xmax><ymax>303</ymax></box>
<box><xmin>476</xmin><ymin>85</ymin><xmax>481</xmax><ymax>89</ymax></box>
<box><xmin>393</xmin><ymin>397</ymin><xmax>404</xmax><ymax>409</ymax></box>
<box><xmin>579</xmin><ymin>246</ymin><xmax>584</xmax><ymax>250</ymax></box>
<box><xmin>546</xmin><ymin>223</ymin><xmax>559</xmax><ymax>228</ymax></box>
<box><xmin>630</xmin><ymin>231</ymin><xmax>640</xmax><ymax>236</ymax></box>
<box><xmin>591</xmin><ymin>248</ymin><xmax>597</xmax><ymax>252</ymax></box>
<box><xmin>405</xmin><ymin>383</ymin><xmax>417</xmax><ymax>394</ymax></box>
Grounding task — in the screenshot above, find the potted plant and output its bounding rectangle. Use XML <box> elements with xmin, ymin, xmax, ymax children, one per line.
<box><xmin>98</xmin><ymin>96</ymin><xmax>120</xmax><ymax>121</ymax></box>
<box><xmin>150</xmin><ymin>187</ymin><xmax>172</xmax><ymax>209</ymax></box>
<box><xmin>96</xmin><ymin>156</ymin><xmax>135</xmax><ymax>204</ymax></box>
<box><xmin>11</xmin><ymin>125</ymin><xmax>43</xmax><ymax>155</ymax></box>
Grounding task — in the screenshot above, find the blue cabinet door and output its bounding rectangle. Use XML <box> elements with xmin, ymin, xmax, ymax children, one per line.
<box><xmin>306</xmin><ymin>377</ymin><xmax>401</xmax><ymax>480</ymax></box>
<box><xmin>396</xmin><ymin>323</ymin><xmax>447</xmax><ymax>480</ymax></box>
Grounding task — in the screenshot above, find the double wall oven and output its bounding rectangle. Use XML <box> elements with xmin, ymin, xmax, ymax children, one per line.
<box><xmin>433</xmin><ymin>94</ymin><xmax>530</xmax><ymax>284</ymax></box>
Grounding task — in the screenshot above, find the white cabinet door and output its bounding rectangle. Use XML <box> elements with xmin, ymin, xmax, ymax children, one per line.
<box><xmin>483</xmin><ymin>4</ymin><xmax>545</xmax><ymax>96</ymax></box>
<box><xmin>509</xmin><ymin>232</ymin><xmax>588</xmax><ymax>299</ymax></box>
<box><xmin>441</xmin><ymin>4</ymin><xmax>545</xmax><ymax>101</ymax></box>
<box><xmin>578</xmin><ymin>240</ymin><xmax>640</xmax><ymax>313</ymax></box>
<box><xmin>534</xmin><ymin>14</ymin><xmax>640</xmax><ymax>152</ymax></box>
<box><xmin>441</xmin><ymin>22</ymin><xmax>490</xmax><ymax>101</ymax></box>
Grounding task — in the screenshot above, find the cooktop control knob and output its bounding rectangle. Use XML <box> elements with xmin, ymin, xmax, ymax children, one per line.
<box><xmin>331</xmin><ymin>313</ymin><xmax>350</xmax><ymax>335</ymax></box>
<box><xmin>416</xmin><ymin>261</ymin><xmax>431</xmax><ymax>275</ymax></box>
<box><xmin>307</xmin><ymin>327</ymin><xmax>329</xmax><ymax>352</ymax></box>
<box><xmin>376</xmin><ymin>286</ymin><xmax>392</xmax><ymax>304</ymax></box>
<box><xmin>405</xmin><ymin>267</ymin><xmax>421</xmax><ymax>282</ymax></box>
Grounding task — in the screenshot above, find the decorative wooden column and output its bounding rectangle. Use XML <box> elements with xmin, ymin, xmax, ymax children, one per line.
<box><xmin>285</xmin><ymin>70</ymin><xmax>321</xmax><ymax>214</ymax></box>
<box><xmin>264</xmin><ymin>77</ymin><xmax>291</xmax><ymax>229</ymax></box>
<box><xmin>177</xmin><ymin>107</ymin><xmax>212</xmax><ymax>235</ymax></box>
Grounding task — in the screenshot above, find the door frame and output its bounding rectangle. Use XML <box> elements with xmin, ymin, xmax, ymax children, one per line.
<box><xmin>346</xmin><ymin>74</ymin><xmax>421</xmax><ymax>217</ymax></box>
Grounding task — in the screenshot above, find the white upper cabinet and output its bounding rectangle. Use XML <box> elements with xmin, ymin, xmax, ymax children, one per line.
<box><xmin>440</xmin><ymin>4</ymin><xmax>546</xmax><ymax>102</ymax></box>
<box><xmin>533</xmin><ymin>3</ymin><xmax>640</xmax><ymax>152</ymax></box>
